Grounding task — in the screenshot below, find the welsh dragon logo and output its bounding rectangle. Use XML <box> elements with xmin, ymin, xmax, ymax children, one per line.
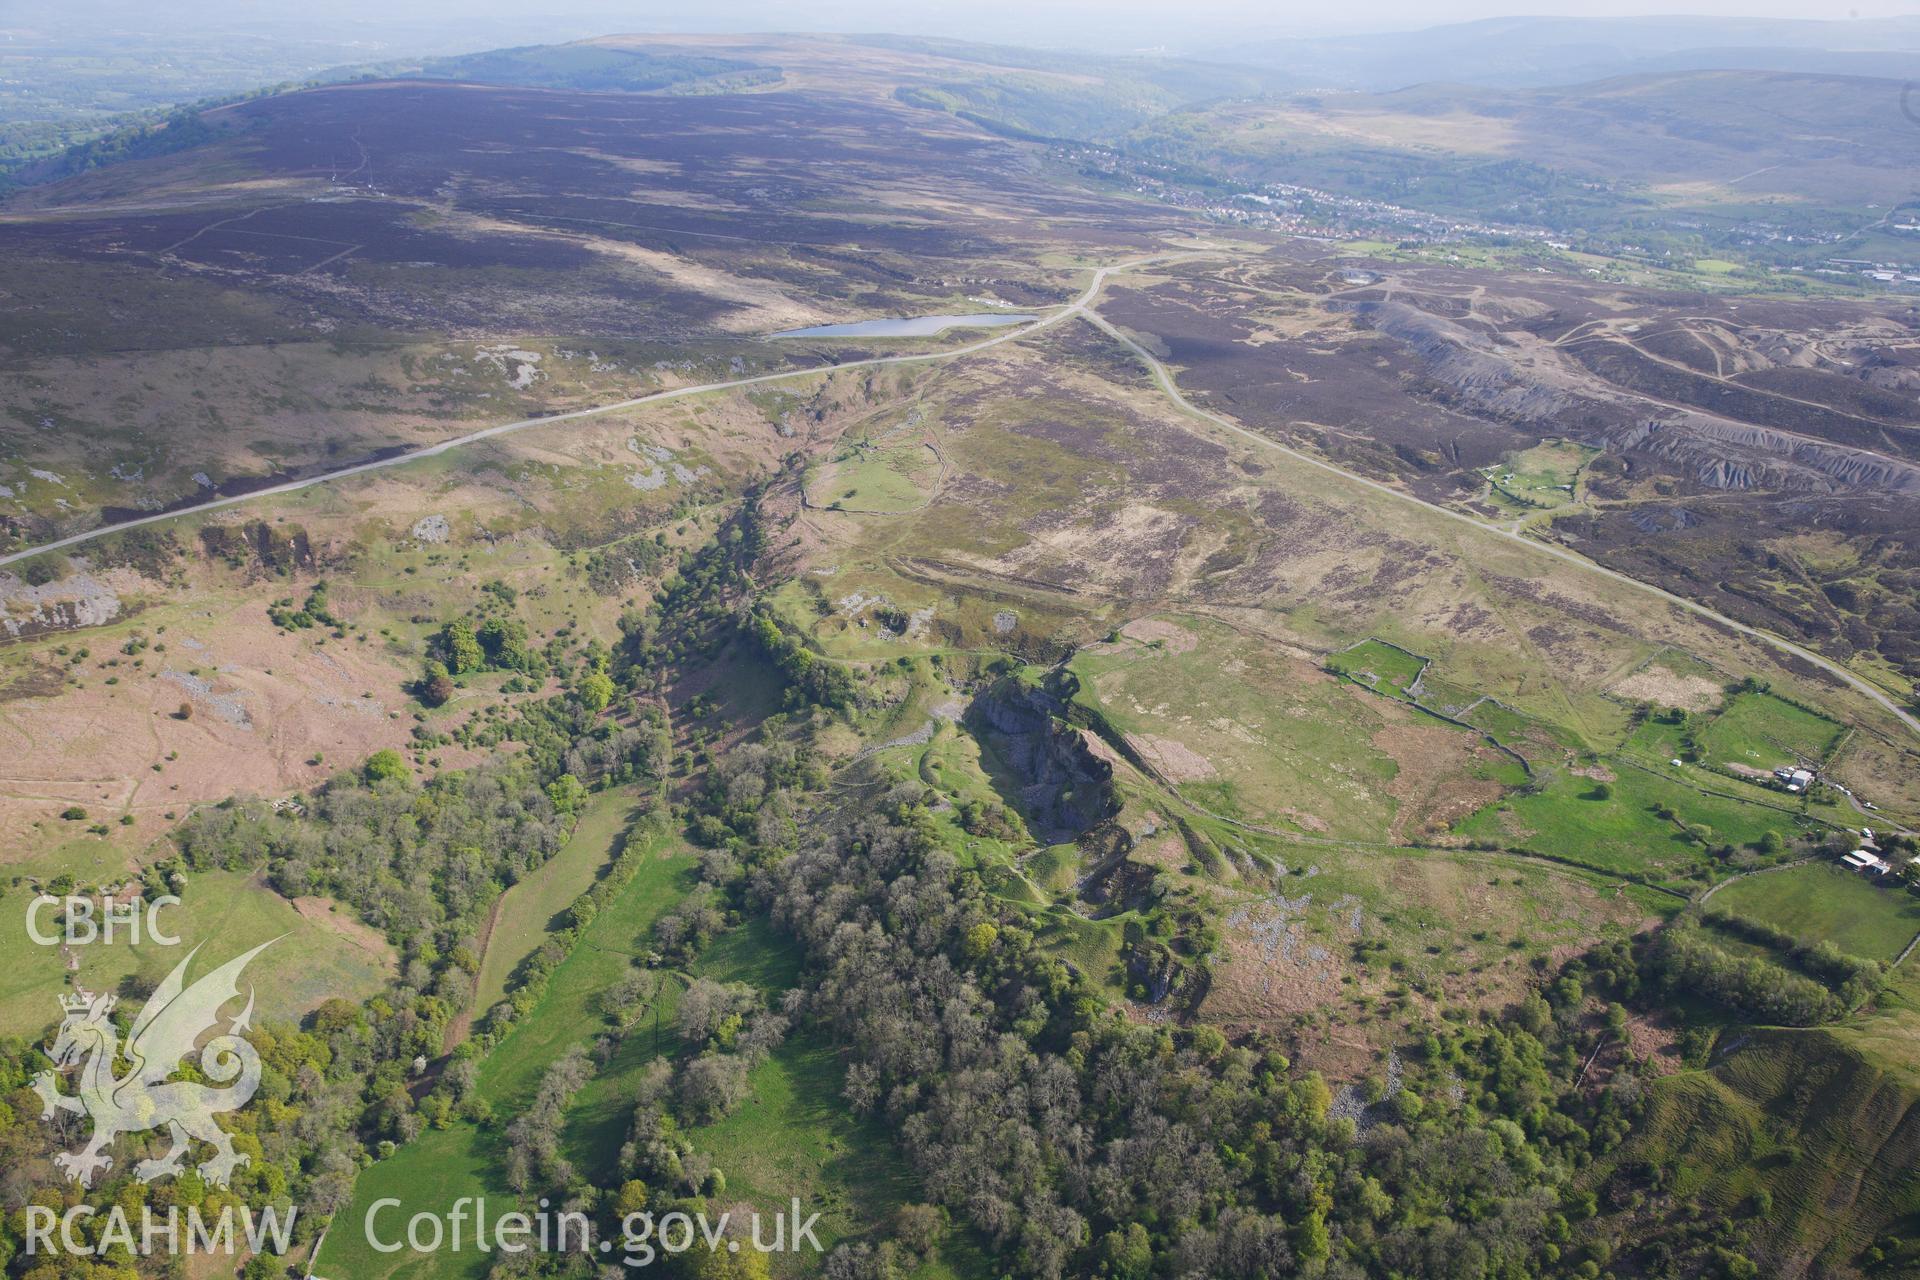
<box><xmin>32</xmin><ymin>939</ymin><xmax>275</xmax><ymax>1189</ymax></box>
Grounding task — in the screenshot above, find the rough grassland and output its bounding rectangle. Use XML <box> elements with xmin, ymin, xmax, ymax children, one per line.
<box><xmin>0</xmin><ymin>379</ymin><xmax>759</xmax><ymax>867</ymax></box>
<box><xmin>1595</xmin><ymin>1027</ymin><xmax>1920</xmax><ymax>1274</ymax></box>
<box><xmin>1200</xmin><ymin>836</ymin><xmax>1664</xmax><ymax>1065</ymax></box>
<box><xmin>1069</xmin><ymin>616</ymin><xmax>1495</xmax><ymax>843</ymax></box>
<box><xmin>0</xmin><ymin>868</ymin><xmax>392</xmax><ymax>1037</ymax></box>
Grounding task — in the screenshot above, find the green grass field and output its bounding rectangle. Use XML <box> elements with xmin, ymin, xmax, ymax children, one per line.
<box><xmin>1</xmin><ymin>835</ymin><xmax>140</xmax><ymax>886</ymax></box>
<box><xmin>1713</xmin><ymin>863</ymin><xmax>1920</xmax><ymax>964</ymax></box>
<box><xmin>1325</xmin><ymin>638</ymin><xmax>1428</xmax><ymax>697</ymax></box>
<box><xmin>1699</xmin><ymin>691</ymin><xmax>1844</xmax><ymax>770</ymax></box>
<box><xmin>0</xmin><ymin>869</ymin><xmax>392</xmax><ymax>1037</ymax></box>
<box><xmin>475</xmin><ymin>832</ymin><xmax>695</xmax><ymax>1109</ymax></box>
<box><xmin>1456</xmin><ymin>763</ymin><xmax>1798</xmax><ymax>888</ymax></box>
<box><xmin>691</xmin><ymin>1035</ymin><xmax>923</xmax><ymax>1272</ymax></box>
<box><xmin>472</xmin><ymin>790</ymin><xmax>645</xmax><ymax>1014</ymax></box>
<box><xmin>564</xmin><ymin>916</ymin><xmax>807</xmax><ymax>1177</ymax></box>
<box><xmin>321</xmin><ymin>827</ymin><xmax>697</xmax><ymax>1280</ymax></box>
<box><xmin>917</xmin><ymin>720</ymin><xmax>1008</xmax><ymax>809</ymax></box>
<box><xmin>810</xmin><ymin>439</ymin><xmax>940</xmax><ymax>513</ymax></box>
<box><xmin>321</xmin><ymin>1126</ymin><xmax>498</xmax><ymax>1280</ymax></box>
<box><xmin>1480</xmin><ymin>439</ymin><xmax>1599</xmax><ymax>512</ymax></box>
<box><xmin>1620</xmin><ymin>716</ymin><xmax>1854</xmax><ymax>820</ymax></box>
<box><xmin>1620</xmin><ymin>711</ymin><xmax>1693</xmax><ymax>765</ymax></box>
<box><xmin>1465</xmin><ymin>698</ymin><xmax>1586</xmax><ymax>765</ymax></box>
<box><xmin>1031</xmin><ymin>907</ymin><xmax>1131</xmax><ymax>992</ymax></box>
<box><xmin>1022</xmin><ymin>844</ymin><xmax>1080</xmax><ymax>894</ymax></box>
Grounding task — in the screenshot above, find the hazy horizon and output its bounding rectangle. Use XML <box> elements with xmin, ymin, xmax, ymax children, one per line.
<box><xmin>13</xmin><ymin>1</ymin><xmax>1920</xmax><ymax>60</ymax></box>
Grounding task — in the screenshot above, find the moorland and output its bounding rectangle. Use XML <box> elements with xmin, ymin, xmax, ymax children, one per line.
<box><xmin>0</xmin><ymin>29</ymin><xmax>1918</xmax><ymax>1280</ymax></box>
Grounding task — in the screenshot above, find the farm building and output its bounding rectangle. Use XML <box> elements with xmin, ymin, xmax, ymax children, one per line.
<box><xmin>1773</xmin><ymin>766</ymin><xmax>1815</xmax><ymax>793</ymax></box>
<box><xmin>1842</xmin><ymin>849</ymin><xmax>1891</xmax><ymax>875</ymax></box>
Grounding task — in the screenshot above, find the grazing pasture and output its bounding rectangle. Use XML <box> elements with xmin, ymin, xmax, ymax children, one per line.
<box><xmin>470</xmin><ymin>790</ymin><xmax>643</xmax><ymax>1016</ymax></box>
<box><xmin>1714</xmin><ymin>863</ymin><xmax>1920</xmax><ymax>965</ymax></box>
<box><xmin>1699</xmin><ymin>690</ymin><xmax>1845</xmax><ymax>770</ymax></box>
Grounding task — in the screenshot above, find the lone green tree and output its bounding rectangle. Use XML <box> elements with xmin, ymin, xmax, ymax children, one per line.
<box><xmin>364</xmin><ymin>749</ymin><xmax>409</xmax><ymax>784</ymax></box>
<box><xmin>577</xmin><ymin>670</ymin><xmax>616</xmax><ymax>712</ymax></box>
<box><xmin>440</xmin><ymin>619</ymin><xmax>484</xmax><ymax>675</ymax></box>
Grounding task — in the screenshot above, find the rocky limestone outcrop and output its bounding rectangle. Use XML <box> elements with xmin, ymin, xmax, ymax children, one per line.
<box><xmin>966</xmin><ymin>670</ymin><xmax>1119</xmax><ymax>843</ymax></box>
<box><xmin>1622</xmin><ymin>414</ymin><xmax>1920</xmax><ymax>494</ymax></box>
<box><xmin>0</xmin><ymin>570</ymin><xmax>124</xmax><ymax>639</ymax></box>
<box><xmin>1355</xmin><ymin>298</ymin><xmax>1920</xmax><ymax>496</ymax></box>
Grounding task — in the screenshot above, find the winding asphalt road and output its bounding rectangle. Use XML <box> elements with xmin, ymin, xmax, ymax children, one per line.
<box><xmin>0</xmin><ymin>253</ymin><xmax>1161</xmax><ymax>573</ymax></box>
<box><xmin>6</xmin><ymin>251</ymin><xmax>1917</xmax><ymax>742</ymax></box>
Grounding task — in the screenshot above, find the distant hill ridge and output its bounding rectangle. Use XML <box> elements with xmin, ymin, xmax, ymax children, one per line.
<box><xmin>1215</xmin><ymin>14</ymin><xmax>1920</xmax><ymax>90</ymax></box>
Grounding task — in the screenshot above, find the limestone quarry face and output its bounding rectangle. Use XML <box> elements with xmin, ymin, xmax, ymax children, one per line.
<box><xmin>0</xmin><ymin>569</ymin><xmax>124</xmax><ymax>638</ymax></box>
<box><xmin>1352</xmin><ymin>297</ymin><xmax>1920</xmax><ymax>496</ymax></box>
<box><xmin>967</xmin><ymin>673</ymin><xmax>1119</xmax><ymax>843</ymax></box>
<box><xmin>1626</xmin><ymin>413</ymin><xmax>1920</xmax><ymax>495</ymax></box>
<box><xmin>1355</xmin><ymin>300</ymin><xmax>1578</xmax><ymax>425</ymax></box>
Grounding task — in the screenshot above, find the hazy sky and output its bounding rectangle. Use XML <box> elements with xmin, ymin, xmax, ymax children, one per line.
<box><xmin>23</xmin><ymin>0</ymin><xmax>1920</xmax><ymax>65</ymax></box>
<box><xmin>42</xmin><ymin>0</ymin><xmax>1920</xmax><ymax>44</ymax></box>
<box><xmin>833</xmin><ymin>0</ymin><xmax>1920</xmax><ymax>34</ymax></box>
